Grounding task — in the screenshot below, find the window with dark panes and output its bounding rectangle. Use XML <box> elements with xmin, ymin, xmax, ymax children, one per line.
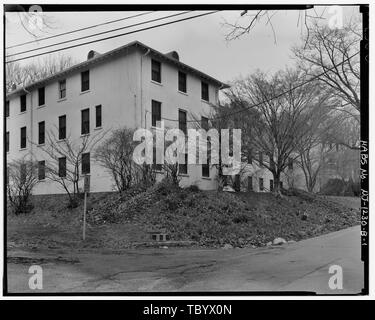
<box><xmin>202</xmin><ymin>140</ymin><xmax>210</xmax><ymax>177</ymax></box>
<box><xmin>20</xmin><ymin>94</ymin><xmax>26</xmax><ymax>112</ymax></box>
<box><xmin>202</xmin><ymin>164</ymin><xmax>210</xmax><ymax>177</ymax></box>
<box><xmin>38</xmin><ymin>161</ymin><xmax>45</xmax><ymax>180</ymax></box>
<box><xmin>38</xmin><ymin>87</ymin><xmax>45</xmax><ymax>106</ymax></box>
<box><xmin>151</xmin><ymin>59</ymin><xmax>161</xmax><ymax>83</ymax></box>
<box><xmin>178</xmin><ymin>109</ymin><xmax>187</xmax><ymax>135</ymax></box>
<box><xmin>201</xmin><ymin>81</ymin><xmax>209</xmax><ymax>101</ymax></box>
<box><xmin>248</xmin><ymin>176</ymin><xmax>253</xmax><ymax>191</ymax></box>
<box><xmin>59</xmin><ymin>79</ymin><xmax>66</xmax><ymax>99</ymax></box>
<box><xmin>201</xmin><ymin>116</ymin><xmax>209</xmax><ymax>131</ymax></box>
<box><xmin>5</xmin><ymin>100</ymin><xmax>9</xmax><ymax>117</ymax></box>
<box><xmin>81</xmin><ymin>108</ymin><xmax>90</xmax><ymax>134</ymax></box>
<box><xmin>270</xmin><ymin>179</ymin><xmax>274</xmax><ymax>192</ymax></box>
<box><xmin>178</xmin><ymin>71</ymin><xmax>187</xmax><ymax>93</ymax></box>
<box><xmin>59</xmin><ymin>115</ymin><xmax>66</xmax><ymax>140</ymax></box>
<box><xmin>151</xmin><ymin>100</ymin><xmax>161</xmax><ymax>127</ymax></box>
<box><xmin>6</xmin><ymin>132</ymin><xmax>9</xmax><ymax>152</ymax></box>
<box><xmin>259</xmin><ymin>178</ymin><xmax>264</xmax><ymax>191</ymax></box>
<box><xmin>179</xmin><ymin>153</ymin><xmax>188</xmax><ymax>175</ymax></box>
<box><xmin>82</xmin><ymin>153</ymin><xmax>90</xmax><ymax>174</ymax></box>
<box><xmin>20</xmin><ymin>126</ymin><xmax>26</xmax><ymax>149</ymax></box>
<box><xmin>58</xmin><ymin>157</ymin><xmax>66</xmax><ymax>177</ymax></box>
<box><xmin>81</xmin><ymin>70</ymin><xmax>90</xmax><ymax>92</ymax></box>
<box><xmin>38</xmin><ymin>121</ymin><xmax>45</xmax><ymax>145</ymax></box>
<box><xmin>95</xmin><ymin>105</ymin><xmax>102</xmax><ymax>128</ymax></box>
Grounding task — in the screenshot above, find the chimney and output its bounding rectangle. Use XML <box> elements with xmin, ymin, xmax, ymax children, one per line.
<box><xmin>87</xmin><ymin>50</ymin><xmax>100</xmax><ymax>60</ymax></box>
<box><xmin>165</xmin><ymin>51</ymin><xmax>179</xmax><ymax>61</ymax></box>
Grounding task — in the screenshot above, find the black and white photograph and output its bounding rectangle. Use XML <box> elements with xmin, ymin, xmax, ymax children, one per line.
<box><xmin>2</xmin><ymin>2</ymin><xmax>369</xmax><ymax>299</ymax></box>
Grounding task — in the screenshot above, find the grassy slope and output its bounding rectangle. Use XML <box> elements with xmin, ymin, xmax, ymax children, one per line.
<box><xmin>7</xmin><ymin>185</ymin><xmax>360</xmax><ymax>250</ymax></box>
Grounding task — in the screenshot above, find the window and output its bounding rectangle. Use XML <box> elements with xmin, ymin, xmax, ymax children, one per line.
<box><xmin>153</xmin><ymin>147</ymin><xmax>163</xmax><ymax>171</ymax></box>
<box><xmin>82</xmin><ymin>153</ymin><xmax>90</xmax><ymax>174</ymax></box>
<box><xmin>20</xmin><ymin>94</ymin><xmax>26</xmax><ymax>112</ymax></box>
<box><xmin>201</xmin><ymin>116</ymin><xmax>209</xmax><ymax>131</ymax></box>
<box><xmin>248</xmin><ymin>176</ymin><xmax>253</xmax><ymax>191</ymax></box>
<box><xmin>178</xmin><ymin>109</ymin><xmax>187</xmax><ymax>135</ymax></box>
<box><xmin>259</xmin><ymin>178</ymin><xmax>264</xmax><ymax>191</ymax></box>
<box><xmin>202</xmin><ymin>140</ymin><xmax>211</xmax><ymax>177</ymax></box>
<box><xmin>81</xmin><ymin>70</ymin><xmax>90</xmax><ymax>92</ymax></box>
<box><xmin>38</xmin><ymin>161</ymin><xmax>45</xmax><ymax>180</ymax></box>
<box><xmin>151</xmin><ymin>100</ymin><xmax>161</xmax><ymax>127</ymax></box>
<box><xmin>59</xmin><ymin>79</ymin><xmax>66</xmax><ymax>99</ymax></box>
<box><xmin>202</xmin><ymin>164</ymin><xmax>210</xmax><ymax>177</ymax></box>
<box><xmin>201</xmin><ymin>81</ymin><xmax>209</xmax><ymax>101</ymax></box>
<box><xmin>81</xmin><ymin>108</ymin><xmax>90</xmax><ymax>135</ymax></box>
<box><xmin>38</xmin><ymin>87</ymin><xmax>45</xmax><ymax>106</ymax></box>
<box><xmin>288</xmin><ymin>157</ymin><xmax>293</xmax><ymax>170</ymax></box>
<box><xmin>5</xmin><ymin>101</ymin><xmax>9</xmax><ymax>117</ymax></box>
<box><xmin>259</xmin><ymin>152</ymin><xmax>263</xmax><ymax>167</ymax></box>
<box><xmin>38</xmin><ymin>121</ymin><xmax>45</xmax><ymax>145</ymax></box>
<box><xmin>95</xmin><ymin>105</ymin><xmax>102</xmax><ymax>128</ymax></box>
<box><xmin>59</xmin><ymin>115</ymin><xmax>66</xmax><ymax>140</ymax></box>
<box><xmin>58</xmin><ymin>157</ymin><xmax>66</xmax><ymax>177</ymax></box>
<box><xmin>270</xmin><ymin>179</ymin><xmax>274</xmax><ymax>192</ymax></box>
<box><xmin>6</xmin><ymin>132</ymin><xmax>9</xmax><ymax>152</ymax></box>
<box><xmin>20</xmin><ymin>126</ymin><xmax>26</xmax><ymax>149</ymax></box>
<box><xmin>178</xmin><ymin>71</ymin><xmax>187</xmax><ymax>93</ymax></box>
<box><xmin>280</xmin><ymin>181</ymin><xmax>283</xmax><ymax>189</ymax></box>
<box><xmin>179</xmin><ymin>153</ymin><xmax>188</xmax><ymax>175</ymax></box>
<box><xmin>151</xmin><ymin>59</ymin><xmax>161</xmax><ymax>83</ymax></box>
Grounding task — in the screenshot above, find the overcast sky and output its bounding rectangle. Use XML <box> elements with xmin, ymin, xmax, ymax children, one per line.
<box><xmin>6</xmin><ymin>6</ymin><xmax>360</xmax><ymax>84</ymax></box>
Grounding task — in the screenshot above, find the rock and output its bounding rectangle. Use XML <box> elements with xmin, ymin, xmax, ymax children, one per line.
<box><xmin>288</xmin><ymin>240</ymin><xmax>296</xmax><ymax>244</ymax></box>
<box><xmin>161</xmin><ymin>246</ymin><xmax>168</xmax><ymax>249</ymax></box>
<box><xmin>222</xmin><ymin>243</ymin><xmax>233</xmax><ymax>249</ymax></box>
<box><xmin>272</xmin><ymin>237</ymin><xmax>287</xmax><ymax>245</ymax></box>
<box><xmin>223</xmin><ymin>186</ymin><xmax>235</xmax><ymax>193</ymax></box>
<box><xmin>266</xmin><ymin>241</ymin><xmax>272</xmax><ymax>246</ymax></box>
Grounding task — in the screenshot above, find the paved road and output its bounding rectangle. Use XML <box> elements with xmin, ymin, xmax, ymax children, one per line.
<box><xmin>7</xmin><ymin>226</ymin><xmax>364</xmax><ymax>294</ymax></box>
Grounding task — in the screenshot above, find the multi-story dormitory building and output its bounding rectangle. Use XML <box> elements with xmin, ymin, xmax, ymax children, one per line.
<box><xmin>5</xmin><ymin>41</ymin><xmax>286</xmax><ymax>194</ymax></box>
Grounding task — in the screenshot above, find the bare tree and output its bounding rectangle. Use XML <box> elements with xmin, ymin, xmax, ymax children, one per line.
<box><xmin>225</xmin><ymin>68</ymin><xmax>330</xmax><ymax>194</ymax></box>
<box><xmin>6</xmin><ymin>55</ymin><xmax>76</xmax><ymax>93</ymax></box>
<box><xmin>95</xmin><ymin>128</ymin><xmax>154</xmax><ymax>192</ymax></box>
<box><xmin>293</xmin><ymin>19</ymin><xmax>361</xmax><ymax>121</ymax></box>
<box><xmin>7</xmin><ymin>156</ymin><xmax>39</xmax><ymax>214</ymax></box>
<box><xmin>36</xmin><ymin>129</ymin><xmax>107</xmax><ymax>207</ymax></box>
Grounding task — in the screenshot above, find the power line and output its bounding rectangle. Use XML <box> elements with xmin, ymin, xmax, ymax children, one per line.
<box><xmin>146</xmin><ymin>52</ymin><xmax>360</xmax><ymax>123</ymax></box>
<box><xmin>6</xmin><ymin>11</ymin><xmax>155</xmax><ymax>49</ymax></box>
<box><xmin>6</xmin><ymin>10</ymin><xmax>219</xmax><ymax>63</ymax></box>
<box><xmin>6</xmin><ymin>11</ymin><xmax>192</xmax><ymax>57</ymax></box>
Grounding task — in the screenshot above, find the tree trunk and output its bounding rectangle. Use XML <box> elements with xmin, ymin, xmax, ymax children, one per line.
<box><xmin>272</xmin><ymin>171</ymin><xmax>282</xmax><ymax>196</ymax></box>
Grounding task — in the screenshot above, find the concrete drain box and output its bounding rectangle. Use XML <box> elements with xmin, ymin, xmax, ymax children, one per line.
<box><xmin>150</xmin><ymin>233</ymin><xmax>170</xmax><ymax>242</ymax></box>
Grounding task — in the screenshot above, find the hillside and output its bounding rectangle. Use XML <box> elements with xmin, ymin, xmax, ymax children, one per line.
<box><xmin>7</xmin><ymin>182</ymin><xmax>360</xmax><ymax>250</ymax></box>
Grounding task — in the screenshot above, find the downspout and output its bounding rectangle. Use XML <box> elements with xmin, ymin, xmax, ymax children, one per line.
<box><xmin>140</xmin><ymin>48</ymin><xmax>151</xmax><ymax>129</ymax></box>
<box><xmin>22</xmin><ymin>85</ymin><xmax>33</xmax><ymax>160</ymax></box>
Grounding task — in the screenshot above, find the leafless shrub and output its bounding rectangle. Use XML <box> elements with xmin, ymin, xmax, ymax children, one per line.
<box><xmin>7</xmin><ymin>156</ymin><xmax>39</xmax><ymax>214</ymax></box>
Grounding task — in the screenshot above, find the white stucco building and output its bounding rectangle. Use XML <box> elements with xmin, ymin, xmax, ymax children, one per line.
<box><xmin>6</xmin><ymin>41</ymin><xmax>282</xmax><ymax>194</ymax></box>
